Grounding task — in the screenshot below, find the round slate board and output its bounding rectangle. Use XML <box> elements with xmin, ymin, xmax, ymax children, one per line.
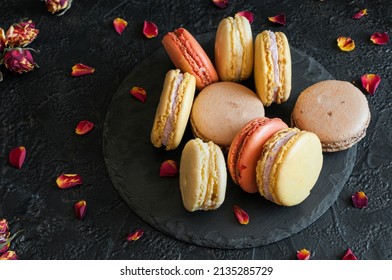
<box><xmin>103</xmin><ymin>33</ymin><xmax>356</xmax><ymax>249</ymax></box>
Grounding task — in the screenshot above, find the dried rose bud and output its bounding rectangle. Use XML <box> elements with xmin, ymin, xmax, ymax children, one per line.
<box><xmin>6</xmin><ymin>20</ymin><xmax>39</xmax><ymax>47</ymax></box>
<box><xmin>3</xmin><ymin>48</ymin><xmax>36</xmax><ymax>74</ymax></box>
<box><xmin>46</xmin><ymin>0</ymin><xmax>72</xmax><ymax>15</ymax></box>
<box><xmin>0</xmin><ymin>251</ymin><xmax>18</xmax><ymax>260</ymax></box>
<box><xmin>233</xmin><ymin>205</ymin><xmax>249</xmax><ymax>225</ymax></box>
<box><xmin>0</xmin><ymin>28</ymin><xmax>7</xmax><ymax>53</ymax></box>
<box><xmin>74</xmin><ymin>200</ymin><xmax>87</xmax><ymax>220</ymax></box>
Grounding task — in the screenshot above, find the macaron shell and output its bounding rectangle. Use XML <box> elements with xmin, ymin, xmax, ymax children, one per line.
<box><xmin>162</xmin><ymin>28</ymin><xmax>219</xmax><ymax>90</ymax></box>
<box><xmin>215</xmin><ymin>15</ymin><xmax>253</xmax><ymax>82</ymax></box>
<box><xmin>272</xmin><ymin>131</ymin><xmax>323</xmax><ymax>206</ymax></box>
<box><xmin>254</xmin><ymin>31</ymin><xmax>291</xmax><ymax>106</ymax></box>
<box><xmin>228</xmin><ymin>117</ymin><xmax>288</xmax><ymax>193</ymax></box>
<box><xmin>191</xmin><ymin>82</ymin><xmax>265</xmax><ymax>148</ymax></box>
<box><xmin>179</xmin><ymin>139</ymin><xmax>209</xmax><ymax>212</ymax></box>
<box><xmin>291</xmin><ymin>80</ymin><xmax>371</xmax><ymax>152</ymax></box>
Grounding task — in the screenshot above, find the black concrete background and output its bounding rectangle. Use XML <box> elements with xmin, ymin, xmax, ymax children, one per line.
<box><xmin>1</xmin><ymin>0</ymin><xmax>391</xmax><ymax>259</ymax></box>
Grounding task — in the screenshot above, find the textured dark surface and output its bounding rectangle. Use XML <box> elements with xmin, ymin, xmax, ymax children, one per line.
<box><xmin>0</xmin><ymin>0</ymin><xmax>391</xmax><ymax>259</ymax></box>
<box><xmin>103</xmin><ymin>39</ymin><xmax>357</xmax><ymax>249</ymax></box>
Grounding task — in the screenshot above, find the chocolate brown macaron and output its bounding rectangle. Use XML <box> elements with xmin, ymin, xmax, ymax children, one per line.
<box><xmin>291</xmin><ymin>80</ymin><xmax>371</xmax><ymax>152</ymax></box>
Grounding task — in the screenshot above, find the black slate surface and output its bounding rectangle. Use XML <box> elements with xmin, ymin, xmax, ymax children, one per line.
<box><xmin>1</xmin><ymin>0</ymin><xmax>391</xmax><ymax>259</ymax></box>
<box><xmin>103</xmin><ymin>34</ymin><xmax>356</xmax><ymax>249</ymax></box>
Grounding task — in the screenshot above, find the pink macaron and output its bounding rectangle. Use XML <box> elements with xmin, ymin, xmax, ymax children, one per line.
<box><xmin>228</xmin><ymin>117</ymin><xmax>288</xmax><ymax>193</ymax></box>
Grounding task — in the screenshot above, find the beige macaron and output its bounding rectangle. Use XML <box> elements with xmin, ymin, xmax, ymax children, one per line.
<box><xmin>257</xmin><ymin>128</ymin><xmax>323</xmax><ymax>206</ymax></box>
<box><xmin>190</xmin><ymin>82</ymin><xmax>265</xmax><ymax>149</ymax></box>
<box><xmin>179</xmin><ymin>138</ymin><xmax>227</xmax><ymax>212</ymax></box>
<box><xmin>151</xmin><ymin>69</ymin><xmax>196</xmax><ymax>150</ymax></box>
<box><xmin>215</xmin><ymin>14</ymin><xmax>253</xmax><ymax>82</ymax></box>
<box><xmin>291</xmin><ymin>80</ymin><xmax>371</xmax><ymax>152</ymax></box>
<box><xmin>254</xmin><ymin>30</ymin><xmax>292</xmax><ymax>106</ymax></box>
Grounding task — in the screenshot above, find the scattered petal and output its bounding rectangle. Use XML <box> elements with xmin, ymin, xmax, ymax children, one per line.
<box><xmin>75</xmin><ymin>120</ymin><xmax>94</xmax><ymax>135</ymax></box>
<box><xmin>74</xmin><ymin>200</ymin><xmax>87</xmax><ymax>220</ymax></box>
<box><xmin>56</xmin><ymin>174</ymin><xmax>83</xmax><ymax>189</ymax></box>
<box><xmin>213</xmin><ymin>0</ymin><xmax>228</xmax><ymax>9</ymax></box>
<box><xmin>71</xmin><ymin>63</ymin><xmax>95</xmax><ymax>77</ymax></box>
<box><xmin>297</xmin><ymin>249</ymin><xmax>311</xmax><ymax>260</ymax></box>
<box><xmin>233</xmin><ymin>205</ymin><xmax>249</xmax><ymax>225</ymax></box>
<box><xmin>143</xmin><ymin>21</ymin><xmax>158</xmax><ymax>38</ymax></box>
<box><xmin>361</xmin><ymin>74</ymin><xmax>381</xmax><ymax>95</ymax></box>
<box><xmin>8</xmin><ymin>146</ymin><xmax>26</xmax><ymax>169</ymax></box>
<box><xmin>113</xmin><ymin>18</ymin><xmax>128</xmax><ymax>35</ymax></box>
<box><xmin>337</xmin><ymin>36</ymin><xmax>355</xmax><ymax>51</ymax></box>
<box><xmin>370</xmin><ymin>32</ymin><xmax>389</xmax><ymax>45</ymax></box>
<box><xmin>342</xmin><ymin>248</ymin><xmax>358</xmax><ymax>260</ymax></box>
<box><xmin>130</xmin><ymin>86</ymin><xmax>147</xmax><ymax>103</ymax></box>
<box><xmin>0</xmin><ymin>251</ymin><xmax>18</xmax><ymax>260</ymax></box>
<box><xmin>127</xmin><ymin>229</ymin><xmax>144</xmax><ymax>241</ymax></box>
<box><xmin>236</xmin><ymin>11</ymin><xmax>254</xmax><ymax>24</ymax></box>
<box><xmin>160</xmin><ymin>160</ymin><xmax>178</xmax><ymax>177</ymax></box>
<box><xmin>6</xmin><ymin>19</ymin><xmax>39</xmax><ymax>47</ymax></box>
<box><xmin>353</xmin><ymin>9</ymin><xmax>367</xmax><ymax>19</ymax></box>
<box><xmin>3</xmin><ymin>48</ymin><xmax>36</xmax><ymax>74</ymax></box>
<box><xmin>268</xmin><ymin>13</ymin><xmax>286</xmax><ymax>26</ymax></box>
<box><xmin>0</xmin><ymin>219</ymin><xmax>8</xmax><ymax>235</ymax></box>
<box><xmin>352</xmin><ymin>191</ymin><xmax>369</xmax><ymax>208</ymax></box>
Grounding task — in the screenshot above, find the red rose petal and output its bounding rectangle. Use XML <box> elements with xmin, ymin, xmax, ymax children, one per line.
<box><xmin>236</xmin><ymin>11</ymin><xmax>254</xmax><ymax>24</ymax></box>
<box><xmin>130</xmin><ymin>86</ymin><xmax>147</xmax><ymax>103</ymax></box>
<box><xmin>352</xmin><ymin>191</ymin><xmax>369</xmax><ymax>208</ymax></box>
<box><xmin>212</xmin><ymin>0</ymin><xmax>228</xmax><ymax>9</ymax></box>
<box><xmin>159</xmin><ymin>160</ymin><xmax>178</xmax><ymax>177</ymax></box>
<box><xmin>342</xmin><ymin>248</ymin><xmax>358</xmax><ymax>260</ymax></box>
<box><xmin>8</xmin><ymin>146</ymin><xmax>26</xmax><ymax>169</ymax></box>
<box><xmin>74</xmin><ymin>200</ymin><xmax>87</xmax><ymax>220</ymax></box>
<box><xmin>127</xmin><ymin>229</ymin><xmax>144</xmax><ymax>241</ymax></box>
<box><xmin>353</xmin><ymin>9</ymin><xmax>367</xmax><ymax>19</ymax></box>
<box><xmin>71</xmin><ymin>63</ymin><xmax>95</xmax><ymax>77</ymax></box>
<box><xmin>337</xmin><ymin>36</ymin><xmax>355</xmax><ymax>51</ymax></box>
<box><xmin>143</xmin><ymin>21</ymin><xmax>158</xmax><ymax>39</ymax></box>
<box><xmin>297</xmin><ymin>249</ymin><xmax>310</xmax><ymax>260</ymax></box>
<box><xmin>370</xmin><ymin>32</ymin><xmax>389</xmax><ymax>45</ymax></box>
<box><xmin>361</xmin><ymin>74</ymin><xmax>381</xmax><ymax>95</ymax></box>
<box><xmin>56</xmin><ymin>174</ymin><xmax>83</xmax><ymax>189</ymax></box>
<box><xmin>75</xmin><ymin>120</ymin><xmax>94</xmax><ymax>135</ymax></box>
<box><xmin>233</xmin><ymin>205</ymin><xmax>249</xmax><ymax>225</ymax></box>
<box><xmin>113</xmin><ymin>18</ymin><xmax>128</xmax><ymax>35</ymax></box>
<box><xmin>268</xmin><ymin>13</ymin><xmax>286</xmax><ymax>26</ymax></box>
<box><xmin>0</xmin><ymin>251</ymin><xmax>18</xmax><ymax>260</ymax></box>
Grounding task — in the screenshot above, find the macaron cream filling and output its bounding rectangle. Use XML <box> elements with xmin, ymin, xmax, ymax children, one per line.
<box><xmin>268</xmin><ymin>31</ymin><xmax>280</xmax><ymax>101</ymax></box>
<box><xmin>161</xmin><ymin>73</ymin><xmax>184</xmax><ymax>146</ymax></box>
<box><xmin>262</xmin><ymin>129</ymin><xmax>297</xmax><ymax>202</ymax></box>
<box><xmin>168</xmin><ymin>29</ymin><xmax>212</xmax><ymax>87</ymax></box>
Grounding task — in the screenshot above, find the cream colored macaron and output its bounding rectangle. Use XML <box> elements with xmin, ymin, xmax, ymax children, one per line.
<box><xmin>254</xmin><ymin>30</ymin><xmax>292</xmax><ymax>106</ymax></box>
<box><xmin>179</xmin><ymin>138</ymin><xmax>227</xmax><ymax>212</ymax></box>
<box><xmin>215</xmin><ymin>14</ymin><xmax>253</xmax><ymax>82</ymax></box>
<box><xmin>151</xmin><ymin>69</ymin><xmax>196</xmax><ymax>150</ymax></box>
<box><xmin>256</xmin><ymin>128</ymin><xmax>323</xmax><ymax>206</ymax></box>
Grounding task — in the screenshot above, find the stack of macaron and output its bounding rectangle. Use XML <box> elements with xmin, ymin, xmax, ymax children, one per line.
<box><xmin>148</xmin><ymin>14</ymin><xmax>371</xmax><ymax>212</ymax></box>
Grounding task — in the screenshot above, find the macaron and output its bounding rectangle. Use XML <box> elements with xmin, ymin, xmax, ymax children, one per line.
<box><xmin>291</xmin><ymin>80</ymin><xmax>371</xmax><ymax>152</ymax></box>
<box><xmin>179</xmin><ymin>138</ymin><xmax>227</xmax><ymax>212</ymax></box>
<box><xmin>254</xmin><ymin>30</ymin><xmax>292</xmax><ymax>106</ymax></box>
<box><xmin>228</xmin><ymin>117</ymin><xmax>288</xmax><ymax>193</ymax></box>
<box><xmin>256</xmin><ymin>128</ymin><xmax>323</xmax><ymax>206</ymax></box>
<box><xmin>151</xmin><ymin>69</ymin><xmax>196</xmax><ymax>150</ymax></box>
<box><xmin>190</xmin><ymin>82</ymin><xmax>265</xmax><ymax>149</ymax></box>
<box><xmin>215</xmin><ymin>14</ymin><xmax>253</xmax><ymax>82</ymax></box>
<box><xmin>162</xmin><ymin>27</ymin><xmax>219</xmax><ymax>90</ymax></box>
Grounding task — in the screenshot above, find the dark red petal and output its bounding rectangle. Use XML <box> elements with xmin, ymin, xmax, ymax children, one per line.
<box><xmin>8</xmin><ymin>146</ymin><xmax>26</xmax><ymax>169</ymax></box>
<box><xmin>143</xmin><ymin>21</ymin><xmax>158</xmax><ymax>38</ymax></box>
<box><xmin>361</xmin><ymin>74</ymin><xmax>381</xmax><ymax>95</ymax></box>
<box><xmin>342</xmin><ymin>248</ymin><xmax>358</xmax><ymax>260</ymax></box>
<box><xmin>127</xmin><ymin>229</ymin><xmax>144</xmax><ymax>241</ymax></box>
<box><xmin>71</xmin><ymin>63</ymin><xmax>95</xmax><ymax>77</ymax></box>
<box><xmin>351</xmin><ymin>191</ymin><xmax>369</xmax><ymax>208</ymax></box>
<box><xmin>370</xmin><ymin>32</ymin><xmax>389</xmax><ymax>45</ymax></box>
<box><xmin>268</xmin><ymin>13</ymin><xmax>286</xmax><ymax>26</ymax></box>
<box><xmin>212</xmin><ymin>0</ymin><xmax>228</xmax><ymax>9</ymax></box>
<box><xmin>297</xmin><ymin>249</ymin><xmax>310</xmax><ymax>260</ymax></box>
<box><xmin>236</xmin><ymin>11</ymin><xmax>254</xmax><ymax>24</ymax></box>
<box><xmin>160</xmin><ymin>160</ymin><xmax>178</xmax><ymax>177</ymax></box>
<box><xmin>353</xmin><ymin>9</ymin><xmax>367</xmax><ymax>19</ymax></box>
<box><xmin>113</xmin><ymin>18</ymin><xmax>128</xmax><ymax>35</ymax></box>
<box><xmin>74</xmin><ymin>200</ymin><xmax>87</xmax><ymax>220</ymax></box>
<box><xmin>130</xmin><ymin>86</ymin><xmax>147</xmax><ymax>103</ymax></box>
<box><xmin>75</xmin><ymin>120</ymin><xmax>94</xmax><ymax>135</ymax></box>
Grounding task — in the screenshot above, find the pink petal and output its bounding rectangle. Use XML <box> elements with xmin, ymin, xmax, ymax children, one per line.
<box><xmin>297</xmin><ymin>249</ymin><xmax>310</xmax><ymax>260</ymax></box>
<box><xmin>212</xmin><ymin>0</ymin><xmax>228</xmax><ymax>9</ymax></box>
<box><xmin>9</xmin><ymin>146</ymin><xmax>26</xmax><ymax>169</ymax></box>
<box><xmin>74</xmin><ymin>200</ymin><xmax>87</xmax><ymax>220</ymax></box>
<box><xmin>75</xmin><ymin>120</ymin><xmax>94</xmax><ymax>135</ymax></box>
<box><xmin>361</xmin><ymin>74</ymin><xmax>381</xmax><ymax>95</ymax></box>
<box><xmin>113</xmin><ymin>18</ymin><xmax>128</xmax><ymax>35</ymax></box>
<box><xmin>236</xmin><ymin>11</ymin><xmax>254</xmax><ymax>24</ymax></box>
<box><xmin>342</xmin><ymin>248</ymin><xmax>358</xmax><ymax>260</ymax></box>
<box><xmin>143</xmin><ymin>21</ymin><xmax>158</xmax><ymax>39</ymax></box>
<box><xmin>160</xmin><ymin>160</ymin><xmax>178</xmax><ymax>177</ymax></box>
<box><xmin>353</xmin><ymin>9</ymin><xmax>367</xmax><ymax>19</ymax></box>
